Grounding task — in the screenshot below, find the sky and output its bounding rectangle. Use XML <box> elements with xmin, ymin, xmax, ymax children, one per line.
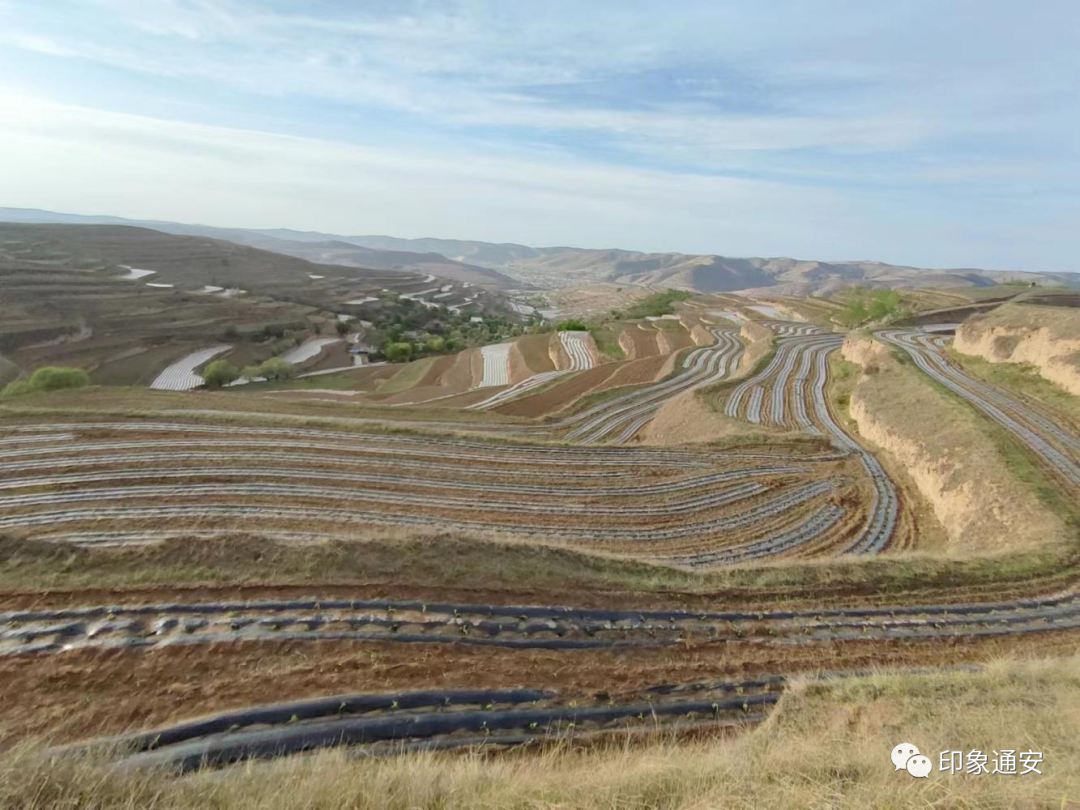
<box><xmin>0</xmin><ymin>0</ymin><xmax>1078</xmax><ymax>271</ymax></box>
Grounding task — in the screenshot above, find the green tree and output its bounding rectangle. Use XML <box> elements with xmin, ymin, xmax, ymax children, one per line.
<box><xmin>202</xmin><ymin>360</ymin><xmax>241</xmax><ymax>388</ymax></box>
<box><xmin>257</xmin><ymin>358</ymin><xmax>297</xmax><ymax>381</ymax></box>
<box><xmin>384</xmin><ymin>342</ymin><xmax>414</xmax><ymax>363</ymax></box>
<box><xmin>335</xmin><ymin>320</ymin><xmax>350</xmax><ymax>336</ymax></box>
<box><xmin>556</xmin><ymin>319</ymin><xmax>588</xmax><ymax>331</ymax></box>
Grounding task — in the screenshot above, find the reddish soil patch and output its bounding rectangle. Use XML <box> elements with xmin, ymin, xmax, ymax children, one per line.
<box><xmin>494</xmin><ymin>365</ymin><xmax>621</xmax><ymax>417</ymax></box>
<box><xmin>378</xmin><ymin>356</ymin><xmax>461</xmax><ymax>405</ymax></box>
<box><xmin>512</xmin><ymin>334</ymin><xmax>557</xmax><ymax>376</ymax></box>
<box><xmin>620</xmin><ymin>325</ymin><xmax>660</xmax><ymax>359</ymax></box>
<box><xmin>656</xmin><ymin>326</ymin><xmax>694</xmax><ymax>355</ymax></box>
<box><xmin>595</xmin><ymin>356</ymin><xmax>668</xmax><ymax>389</ymax></box>
<box><xmin>306</xmin><ymin>342</ymin><xmax>353</xmax><ymax>372</ymax></box>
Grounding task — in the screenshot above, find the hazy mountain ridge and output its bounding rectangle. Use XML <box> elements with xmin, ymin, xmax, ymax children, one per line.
<box><xmin>314</xmin><ymin>232</ymin><xmax>1080</xmax><ymax>294</ymax></box>
<box><xmin>0</xmin><ymin>209</ymin><xmax>521</xmax><ymax>289</ymax></box>
<box><xmin>2</xmin><ymin>207</ymin><xmax>1075</xmax><ymax>294</ymax></box>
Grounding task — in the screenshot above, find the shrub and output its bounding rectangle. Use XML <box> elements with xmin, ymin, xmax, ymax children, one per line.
<box><xmin>556</xmin><ymin>319</ymin><xmax>588</xmax><ymax>331</ymax></box>
<box><xmin>1</xmin><ymin>366</ymin><xmax>89</xmax><ymax>398</ymax></box>
<box><xmin>0</xmin><ymin>381</ymin><xmax>33</xmax><ymax>398</ymax></box>
<box><xmin>335</xmin><ymin>321</ymin><xmax>350</xmax><ymax>336</ymax></box>
<box><xmin>624</xmin><ymin>290</ymin><xmax>692</xmax><ymax>320</ymax></box>
<box><xmin>29</xmin><ymin>366</ymin><xmax>90</xmax><ymax>391</ymax></box>
<box><xmin>202</xmin><ymin>360</ymin><xmax>241</xmax><ymax>388</ymax></box>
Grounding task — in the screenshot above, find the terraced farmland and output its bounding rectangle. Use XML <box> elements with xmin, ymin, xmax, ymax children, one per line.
<box><xmin>1</xmin><ymin>288</ymin><xmax>1077</xmax><ymax>778</ymax></box>
<box><xmin>0</xmin><ymin>419</ymin><xmax>865</xmax><ymax>565</ymax></box>
<box><xmin>468</xmin><ymin>331</ymin><xmax>595</xmax><ymax>410</ymax></box>
<box><xmin>149</xmin><ymin>345</ymin><xmax>231</xmax><ymax>391</ymax></box>
<box><xmin>878</xmin><ymin>328</ymin><xmax>1080</xmax><ymax>492</ymax></box>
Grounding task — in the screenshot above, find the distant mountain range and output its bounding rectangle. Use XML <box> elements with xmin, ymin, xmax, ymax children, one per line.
<box><xmin>2</xmin><ymin>207</ymin><xmax>1075</xmax><ymax>295</ymax></box>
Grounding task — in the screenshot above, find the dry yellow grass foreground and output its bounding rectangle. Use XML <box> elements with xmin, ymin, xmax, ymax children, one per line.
<box><xmin>841</xmin><ymin>334</ymin><xmax>1070</xmax><ymax>554</ymax></box>
<box><xmin>3</xmin><ymin>656</ymin><xmax>1076</xmax><ymax>810</ymax></box>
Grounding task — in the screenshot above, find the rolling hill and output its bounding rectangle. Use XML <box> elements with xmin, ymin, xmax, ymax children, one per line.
<box><xmin>2</xmin><ymin>206</ymin><xmax>1076</xmax><ymax>295</ymax></box>
<box><xmin>0</xmin><ymin>208</ymin><xmax>522</xmax><ymax>289</ymax></box>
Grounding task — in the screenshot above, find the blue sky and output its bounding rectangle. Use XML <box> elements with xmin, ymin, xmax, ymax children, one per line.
<box><xmin>0</xmin><ymin>0</ymin><xmax>1077</xmax><ymax>271</ymax></box>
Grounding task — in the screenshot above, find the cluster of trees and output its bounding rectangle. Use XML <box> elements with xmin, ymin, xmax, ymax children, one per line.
<box><xmin>612</xmin><ymin>289</ymin><xmax>693</xmax><ymax>321</ymax></box>
<box><xmin>555</xmin><ymin>319</ymin><xmax>588</xmax><ymax>331</ymax></box>
<box><xmin>840</xmin><ymin>288</ymin><xmax>907</xmax><ymax>328</ymax></box>
<box><xmin>221</xmin><ymin>321</ymin><xmax>309</xmax><ymax>343</ymax></box>
<box><xmin>202</xmin><ymin>357</ymin><xmax>297</xmax><ymax>388</ymax></box>
<box><xmin>363</xmin><ymin>296</ymin><xmax>522</xmax><ymax>363</ymax></box>
<box><xmin>1</xmin><ymin>366</ymin><xmax>90</xmax><ymax>398</ymax></box>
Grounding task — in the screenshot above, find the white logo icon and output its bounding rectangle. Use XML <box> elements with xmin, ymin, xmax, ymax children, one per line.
<box><xmin>892</xmin><ymin>743</ymin><xmax>933</xmax><ymax>777</ymax></box>
<box><xmin>891</xmin><ymin>743</ymin><xmax>920</xmax><ymax>771</ymax></box>
<box><xmin>907</xmin><ymin>755</ymin><xmax>933</xmax><ymax>778</ymax></box>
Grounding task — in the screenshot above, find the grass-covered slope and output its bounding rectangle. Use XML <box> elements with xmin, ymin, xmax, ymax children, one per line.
<box><xmin>4</xmin><ymin>656</ymin><xmax>1075</xmax><ymax>809</ymax></box>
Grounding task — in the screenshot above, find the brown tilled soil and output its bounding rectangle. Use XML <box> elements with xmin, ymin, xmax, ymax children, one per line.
<box><xmin>641</xmin><ymin>388</ymin><xmax>758</xmax><ymax>446</ymax></box>
<box><xmin>594</xmin><ymin>356</ymin><xmax>669</xmax><ymax>390</ymax></box>
<box><xmin>443</xmin><ymin>348</ymin><xmax>481</xmax><ymax>391</ymax></box>
<box><xmin>512</xmin><ymin>334</ymin><xmax>557</xmax><ymax>376</ymax></box>
<box><xmin>305</xmin><ymin>341</ymin><xmax>353</xmax><ymax>372</ymax></box>
<box><xmin>1</xmin><ymin>631</ymin><xmax>1074</xmax><ymax>746</ymax></box>
<box><xmin>376</xmin><ymin>356</ymin><xmax>461</xmax><ymax>405</ymax></box>
<box><xmin>493</xmin><ymin>365</ymin><xmax>621</xmax><ymax>417</ymax></box>
<box><xmin>619</xmin><ymin>325</ymin><xmax>660</xmax><ymax>359</ymax></box>
<box><xmin>655</xmin><ymin>325</ymin><xmax>695</xmax><ymax>355</ymax></box>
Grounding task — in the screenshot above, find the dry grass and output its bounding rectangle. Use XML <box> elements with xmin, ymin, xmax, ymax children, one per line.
<box><xmin>945</xmin><ymin>348</ymin><xmax>1080</xmax><ymax>422</ymax></box>
<box><xmin>2</xmin><ymin>530</ymin><xmax>1075</xmax><ymax>610</ymax></box>
<box><xmin>2</xmin><ymin>655</ymin><xmax>1076</xmax><ymax>809</ymax></box>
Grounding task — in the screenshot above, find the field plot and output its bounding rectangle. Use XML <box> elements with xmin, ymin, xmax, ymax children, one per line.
<box><xmin>561</xmin><ymin>328</ymin><xmax>743</xmax><ymax>443</ymax></box>
<box><xmin>719</xmin><ymin>323</ymin><xmax>899</xmax><ymax>553</ymax></box>
<box><xmin>2</xmin><ymin>281</ymin><xmax>1077</xmax><ymax>782</ymax></box>
<box><xmin>279</xmin><ymin>337</ymin><xmax>341</xmax><ymax>366</ymax></box>
<box><xmin>477</xmin><ymin>343</ymin><xmax>512</xmax><ymax>387</ymax></box>
<box><xmin>148</xmin><ymin>345</ymin><xmax>231</xmax><ymax>391</ymax></box>
<box><xmin>0</xmin><ymin>418</ymin><xmax>868</xmax><ymax>566</ymax></box>
<box><xmin>469</xmin><ymin>331</ymin><xmax>595</xmax><ymax>411</ymax></box>
<box><xmin>619</xmin><ymin>323</ymin><xmax>662</xmax><ymax>358</ymax></box>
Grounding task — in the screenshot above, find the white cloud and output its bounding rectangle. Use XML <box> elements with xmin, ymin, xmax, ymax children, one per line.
<box><xmin>0</xmin><ymin>2</ymin><xmax>1077</xmax><ymax>270</ymax></box>
<box><xmin>3</xmin><ymin>89</ymin><xmax>1074</xmax><ymax>273</ymax></box>
<box><xmin>0</xmin><ymin>90</ymin><xmax>854</xmax><ymax>250</ymax></box>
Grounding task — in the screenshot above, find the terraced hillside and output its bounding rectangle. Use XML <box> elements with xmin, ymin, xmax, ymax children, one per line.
<box><xmin>0</xmin><ymin>225</ymin><xmax>516</xmax><ymax>391</ymax></box>
<box><xmin>0</xmin><ymin>255</ymin><xmax>318</xmax><ymax>387</ymax></box>
<box><xmin>0</xmin><ymin>288</ymin><xmax>1076</xmax><ymax>779</ymax></box>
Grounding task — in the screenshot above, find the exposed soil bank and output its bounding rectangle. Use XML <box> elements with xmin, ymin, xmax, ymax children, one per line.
<box><xmin>954</xmin><ymin>303</ymin><xmax>1080</xmax><ymax>396</ymax></box>
<box><xmin>841</xmin><ymin>334</ymin><xmax>1068</xmax><ymax>554</ymax></box>
<box><xmin>641</xmin><ymin>386</ymin><xmax>748</xmax><ymax>445</ymax></box>
<box><xmin>738</xmin><ymin>321</ymin><xmax>774</xmax><ymax>373</ymax></box>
